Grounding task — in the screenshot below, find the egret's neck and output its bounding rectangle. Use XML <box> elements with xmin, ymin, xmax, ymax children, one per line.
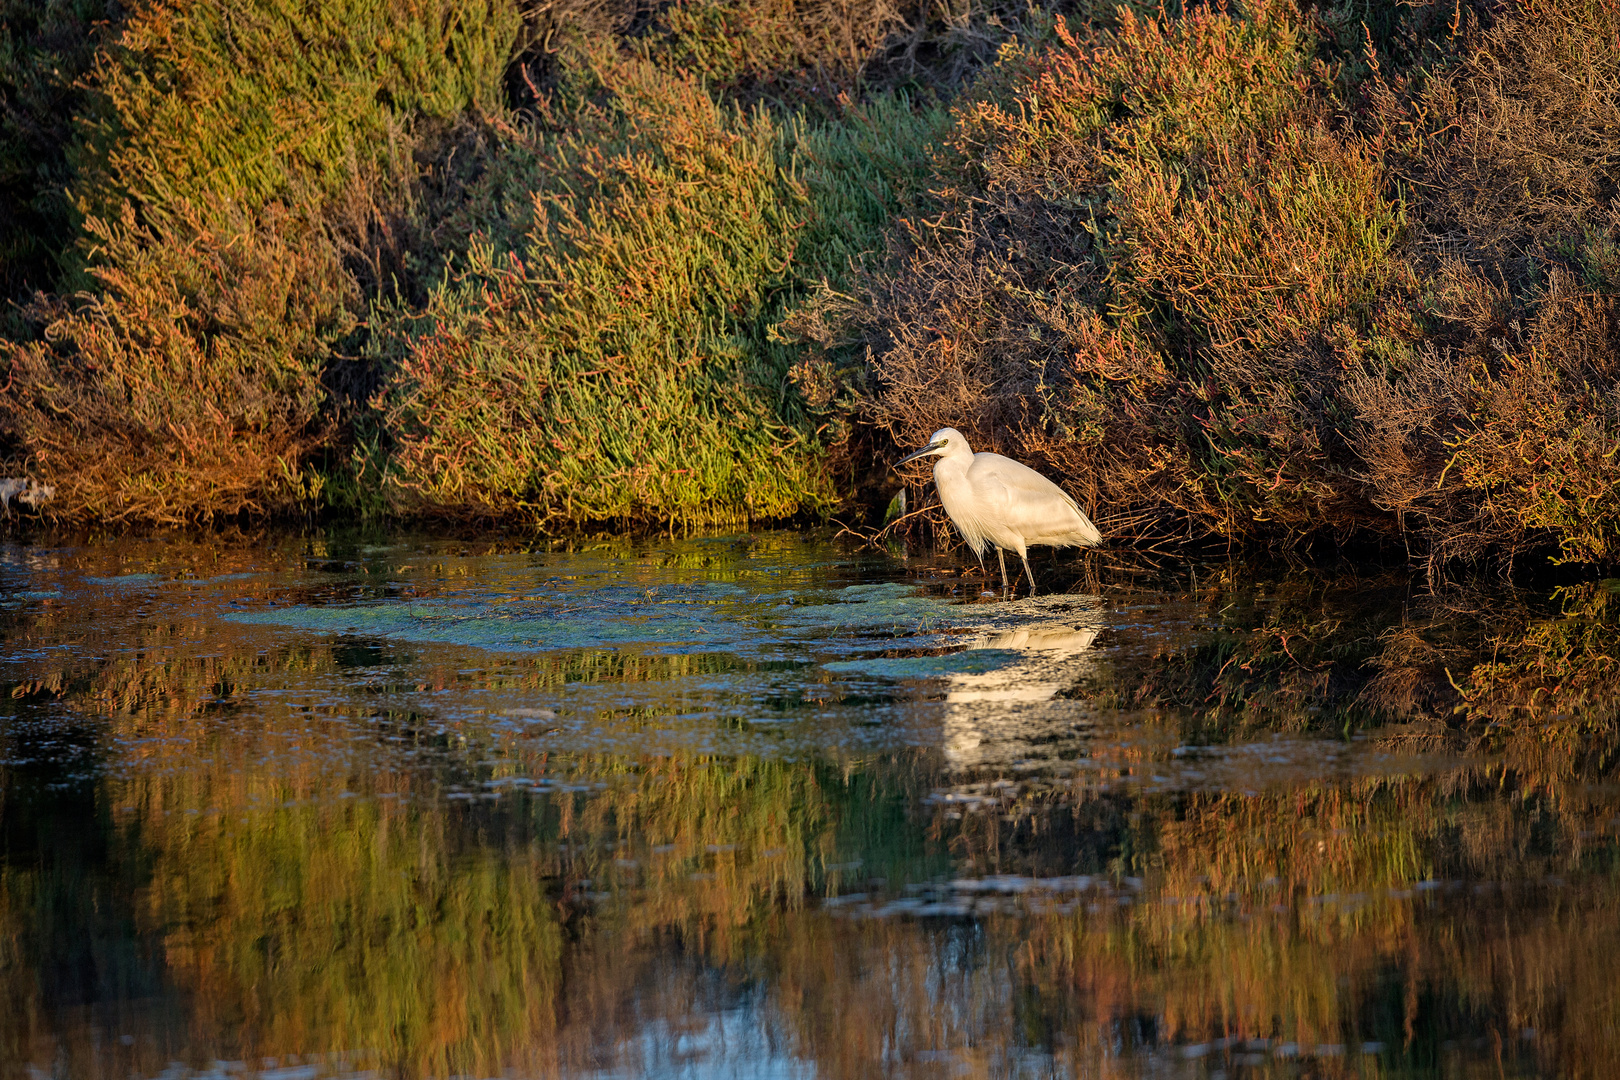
<box><xmin>932</xmin><ymin>444</ymin><xmax>974</xmax><ymax>478</ymax></box>
<box><xmin>932</xmin><ymin>450</ymin><xmax>971</xmax><ymax>487</ymax></box>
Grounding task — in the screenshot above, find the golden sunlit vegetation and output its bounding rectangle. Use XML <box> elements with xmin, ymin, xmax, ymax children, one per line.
<box><xmin>806</xmin><ymin>0</ymin><xmax>1620</xmax><ymax>568</ymax></box>
<box><xmin>0</xmin><ymin>0</ymin><xmax>1616</xmax><ymax>569</ymax></box>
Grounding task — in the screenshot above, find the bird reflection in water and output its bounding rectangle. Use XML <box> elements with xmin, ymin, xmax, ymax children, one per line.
<box><xmin>941</xmin><ymin>605</ymin><xmax>1105</xmax><ymax>767</ymax></box>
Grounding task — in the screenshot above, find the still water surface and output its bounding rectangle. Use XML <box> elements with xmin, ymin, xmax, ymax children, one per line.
<box><xmin>1</xmin><ymin>531</ymin><xmax>1617</xmax><ymax>1078</ymax></box>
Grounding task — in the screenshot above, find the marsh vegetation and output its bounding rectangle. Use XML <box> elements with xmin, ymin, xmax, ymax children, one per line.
<box><xmin>5</xmin><ymin>4</ymin><xmax>1618</xmax><ymax>1071</ymax></box>
<box><xmin>2</xmin><ymin>0</ymin><xmax>1618</xmax><ymax>573</ymax></box>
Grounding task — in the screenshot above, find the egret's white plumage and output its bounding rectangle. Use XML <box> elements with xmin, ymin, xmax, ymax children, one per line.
<box><xmin>895</xmin><ymin>427</ymin><xmax>1101</xmax><ymax>596</ymax></box>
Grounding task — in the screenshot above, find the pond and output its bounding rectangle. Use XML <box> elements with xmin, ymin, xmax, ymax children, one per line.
<box><xmin>1</xmin><ymin>530</ymin><xmax>1617</xmax><ymax>1078</ymax></box>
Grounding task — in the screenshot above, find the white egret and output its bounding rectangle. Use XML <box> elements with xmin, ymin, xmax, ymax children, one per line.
<box><xmin>894</xmin><ymin>427</ymin><xmax>1102</xmax><ymax>596</ymax></box>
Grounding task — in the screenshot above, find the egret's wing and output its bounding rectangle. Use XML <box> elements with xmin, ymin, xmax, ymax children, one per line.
<box><xmin>969</xmin><ymin>453</ymin><xmax>1102</xmax><ymax>547</ymax></box>
<box><xmin>976</xmin><ymin>454</ymin><xmax>1079</xmax><ymax>508</ymax></box>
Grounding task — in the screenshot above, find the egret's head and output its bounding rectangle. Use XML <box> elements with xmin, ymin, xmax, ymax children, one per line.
<box><xmin>893</xmin><ymin>428</ymin><xmax>968</xmax><ymax>469</ymax></box>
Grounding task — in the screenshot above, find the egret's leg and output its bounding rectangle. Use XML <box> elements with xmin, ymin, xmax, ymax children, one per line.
<box><xmin>1020</xmin><ymin>553</ymin><xmax>1037</xmax><ymax>597</ymax></box>
<box><xmin>996</xmin><ymin>547</ymin><xmax>1010</xmax><ymax>597</ymax></box>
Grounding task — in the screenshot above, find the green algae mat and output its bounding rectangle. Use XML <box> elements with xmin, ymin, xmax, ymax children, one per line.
<box><xmin>1</xmin><ymin>529</ymin><xmax>1616</xmax><ymax>1078</ymax></box>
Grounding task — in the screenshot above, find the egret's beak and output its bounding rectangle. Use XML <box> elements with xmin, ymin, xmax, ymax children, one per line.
<box><xmin>892</xmin><ymin>440</ymin><xmax>946</xmax><ymax>469</ymax></box>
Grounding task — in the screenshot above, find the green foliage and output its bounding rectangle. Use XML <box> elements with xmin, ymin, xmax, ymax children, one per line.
<box><xmin>626</xmin><ymin>0</ymin><xmax>1084</xmax><ymax>106</ymax></box>
<box><xmin>1</xmin><ymin>0</ymin><xmax>522</xmax><ymax>522</ymax></box>
<box><xmin>3</xmin><ymin>0</ymin><xmax>948</xmax><ymax>529</ymax></box>
<box><xmin>957</xmin><ymin>1</ymin><xmax>1313</xmax><ymax>183</ymax></box>
<box><xmin>1</xmin><ymin>0</ymin><xmax>1617</xmax><ymax>565</ymax></box>
<box><xmin>71</xmin><ymin>0</ymin><xmax>519</xmax><ymax>223</ymax></box>
<box><xmin>790</xmin><ymin>91</ymin><xmax>949</xmax><ymax>287</ymax></box>
<box><xmin>1102</xmin><ymin>124</ymin><xmax>1404</xmax><ymax>530</ymax></box>
<box><xmin>1111</xmin><ymin>126</ymin><xmax>1400</xmax><ymax>357</ymax></box>
<box><xmin>802</xmin><ymin>0</ymin><xmax>1340</xmax><ymax>532</ymax></box>
<box><xmin>644</xmin><ymin>0</ymin><xmax>902</xmax><ymax>96</ymax></box>
<box><xmin>374</xmin><ymin>53</ymin><xmax>822</xmax><ymax>524</ymax></box>
<box><xmin>370</xmin><ymin>51</ymin><xmax>942</xmax><ymax>525</ymax></box>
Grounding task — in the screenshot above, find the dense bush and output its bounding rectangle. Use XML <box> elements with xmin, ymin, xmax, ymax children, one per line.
<box><xmin>0</xmin><ymin>203</ymin><xmax>346</xmax><ymax>522</ymax></box>
<box><xmin>796</xmin><ymin>0</ymin><xmax>1620</xmax><ymax>567</ymax></box>
<box><xmin>1</xmin><ymin>0</ymin><xmax>1616</xmax><ymax>568</ymax></box>
<box><xmin>0</xmin><ymin>0</ymin><xmax>954</xmax><ymax>527</ymax></box>
<box><xmin>1346</xmin><ymin>0</ymin><xmax>1620</xmax><ymax>566</ymax></box>
<box><xmin>370</xmin><ymin>61</ymin><xmax>940</xmax><ymax>524</ymax></box>
<box><xmin>794</xmin><ymin>0</ymin><xmax>1346</xmax><ymax>532</ymax></box>
<box><xmin>0</xmin><ymin>0</ymin><xmax>520</xmax><ymax>520</ymax></box>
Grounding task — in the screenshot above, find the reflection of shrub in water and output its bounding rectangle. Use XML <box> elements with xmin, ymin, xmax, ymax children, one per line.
<box><xmin>1459</xmin><ymin>581</ymin><xmax>1620</xmax><ymax>730</ymax></box>
<box><xmin>563</xmin><ymin>753</ymin><xmax>833</xmax><ymax>949</ymax></box>
<box><xmin>1109</xmin><ymin>569</ymin><xmax>1416</xmax><ymax>731</ymax></box>
<box><xmin>119</xmin><ymin>772</ymin><xmax>565</xmax><ymax>1076</ymax></box>
<box><xmin>1118</xmin><ymin>567</ymin><xmax>1620</xmax><ymax>761</ymax></box>
<box><xmin>909</xmin><ymin>733</ymin><xmax>1620</xmax><ymax>1074</ymax></box>
<box><xmin>611</xmin><ymin>756</ymin><xmax>1620</xmax><ymax>1078</ymax></box>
